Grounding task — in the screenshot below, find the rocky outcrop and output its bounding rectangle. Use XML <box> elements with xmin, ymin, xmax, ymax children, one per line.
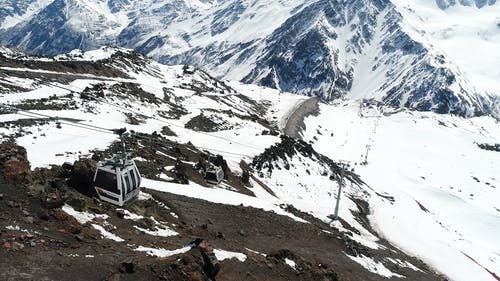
<box><xmin>0</xmin><ymin>142</ymin><xmax>31</xmax><ymax>184</ymax></box>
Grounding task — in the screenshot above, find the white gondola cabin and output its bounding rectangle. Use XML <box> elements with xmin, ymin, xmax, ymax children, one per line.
<box><xmin>93</xmin><ymin>153</ymin><xmax>141</xmax><ymax>206</ymax></box>
<box><xmin>205</xmin><ymin>165</ymin><xmax>224</xmax><ymax>185</ymax></box>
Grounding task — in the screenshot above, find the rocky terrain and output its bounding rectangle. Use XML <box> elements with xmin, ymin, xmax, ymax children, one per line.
<box><xmin>0</xmin><ymin>141</ymin><xmax>444</xmax><ymax>281</ymax></box>
<box><xmin>0</xmin><ymin>47</ymin><xmax>498</xmax><ymax>281</ymax></box>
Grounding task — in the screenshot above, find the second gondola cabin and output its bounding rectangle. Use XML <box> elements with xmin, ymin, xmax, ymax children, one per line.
<box><xmin>93</xmin><ymin>154</ymin><xmax>141</xmax><ymax>206</ymax></box>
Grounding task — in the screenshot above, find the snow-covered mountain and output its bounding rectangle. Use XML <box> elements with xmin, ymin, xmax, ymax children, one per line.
<box><xmin>1</xmin><ymin>47</ymin><xmax>499</xmax><ymax>281</ymax></box>
<box><xmin>435</xmin><ymin>0</ymin><xmax>497</xmax><ymax>9</ymax></box>
<box><xmin>0</xmin><ymin>0</ymin><xmax>499</xmax><ymax>117</ymax></box>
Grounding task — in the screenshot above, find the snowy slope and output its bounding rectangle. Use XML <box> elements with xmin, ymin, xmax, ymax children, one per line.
<box><xmin>302</xmin><ymin>100</ymin><xmax>500</xmax><ymax>281</ymax></box>
<box><xmin>0</xmin><ymin>0</ymin><xmax>53</xmax><ymax>29</ymax></box>
<box><xmin>391</xmin><ymin>0</ymin><xmax>500</xmax><ymax>95</ymax></box>
<box><xmin>1</xmin><ymin>47</ymin><xmax>499</xmax><ymax>281</ymax></box>
<box><xmin>0</xmin><ymin>48</ymin><xmax>297</xmax><ymax>167</ymax></box>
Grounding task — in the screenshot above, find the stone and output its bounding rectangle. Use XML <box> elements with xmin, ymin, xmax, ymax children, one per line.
<box><xmin>11</xmin><ymin>241</ymin><xmax>24</xmax><ymax>251</ymax></box>
<box><xmin>138</xmin><ymin>218</ymin><xmax>155</xmax><ymax>230</ymax></box>
<box><xmin>41</xmin><ymin>192</ymin><xmax>65</xmax><ymax>209</ymax></box>
<box><xmin>116</xmin><ymin>209</ymin><xmax>126</xmax><ymax>219</ymax></box>
<box><xmin>0</xmin><ymin>143</ymin><xmax>31</xmax><ymax>183</ymax></box>
<box><xmin>67</xmin><ymin>198</ymin><xmax>86</xmax><ymax>212</ymax></box>
<box><xmin>74</xmin><ymin>235</ymin><xmax>84</xmax><ymax>242</ymax></box>
<box><xmin>40</xmin><ymin>210</ymin><xmax>50</xmax><ymax>221</ymax></box>
<box><xmin>120</xmin><ymin>259</ymin><xmax>135</xmax><ymax>273</ymax></box>
<box><xmin>22</xmin><ymin>216</ymin><xmax>34</xmax><ymax>224</ymax></box>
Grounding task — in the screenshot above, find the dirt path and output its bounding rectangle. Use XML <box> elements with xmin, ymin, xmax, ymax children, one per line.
<box><xmin>283</xmin><ymin>97</ymin><xmax>319</xmax><ymax>139</ymax></box>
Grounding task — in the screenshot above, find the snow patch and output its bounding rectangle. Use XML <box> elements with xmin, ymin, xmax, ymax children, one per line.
<box><xmin>347</xmin><ymin>254</ymin><xmax>404</xmax><ymax>278</ymax></box>
<box><xmin>135</xmin><ymin>246</ymin><xmax>192</xmax><ymax>257</ymax></box>
<box><xmin>141</xmin><ymin>178</ymin><xmax>307</xmax><ymax>223</ymax></box>
<box><xmin>63</xmin><ymin>204</ymin><xmax>123</xmax><ymax>242</ymax></box>
<box><xmin>245</xmin><ymin>248</ymin><xmax>266</xmax><ymax>256</ymax></box>
<box><xmin>116</xmin><ymin>209</ymin><xmax>144</xmax><ymax>221</ymax></box>
<box><xmin>386</xmin><ymin>258</ymin><xmax>424</xmax><ymax>272</ymax></box>
<box><xmin>285</xmin><ymin>258</ymin><xmax>297</xmax><ymax>270</ymax></box>
<box><xmin>133</xmin><ymin>225</ymin><xmax>178</xmax><ymax>237</ymax></box>
<box><xmin>91</xmin><ymin>224</ymin><xmax>124</xmax><ymax>242</ymax></box>
<box><xmin>62</xmin><ymin>204</ymin><xmax>109</xmax><ymax>224</ymax></box>
<box><xmin>214</xmin><ymin>249</ymin><xmax>247</xmax><ymax>262</ymax></box>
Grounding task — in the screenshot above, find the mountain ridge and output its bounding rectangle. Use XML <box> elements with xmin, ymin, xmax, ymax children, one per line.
<box><xmin>0</xmin><ymin>0</ymin><xmax>499</xmax><ymax>118</ymax></box>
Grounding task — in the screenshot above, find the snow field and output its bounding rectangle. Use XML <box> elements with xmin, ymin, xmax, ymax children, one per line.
<box><xmin>302</xmin><ymin>101</ymin><xmax>500</xmax><ymax>281</ymax></box>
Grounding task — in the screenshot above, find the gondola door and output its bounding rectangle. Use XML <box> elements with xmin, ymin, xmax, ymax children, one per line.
<box><xmin>94</xmin><ymin>167</ymin><xmax>123</xmax><ymax>206</ymax></box>
<box><xmin>122</xmin><ymin>164</ymin><xmax>141</xmax><ymax>205</ymax></box>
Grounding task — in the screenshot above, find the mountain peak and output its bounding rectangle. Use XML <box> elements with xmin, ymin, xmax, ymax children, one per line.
<box><xmin>54</xmin><ymin>46</ymin><xmax>135</xmax><ymax>61</ymax></box>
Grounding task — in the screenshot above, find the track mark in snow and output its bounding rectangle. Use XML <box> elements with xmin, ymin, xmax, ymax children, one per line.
<box><xmin>461</xmin><ymin>252</ymin><xmax>500</xmax><ymax>281</ymax></box>
<box><xmin>415</xmin><ymin>200</ymin><xmax>430</xmax><ymax>213</ymax></box>
<box><xmin>283</xmin><ymin>97</ymin><xmax>319</xmax><ymax>139</ymax></box>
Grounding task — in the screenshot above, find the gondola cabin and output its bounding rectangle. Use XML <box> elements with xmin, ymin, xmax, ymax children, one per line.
<box><xmin>205</xmin><ymin>165</ymin><xmax>224</xmax><ymax>185</ymax></box>
<box><xmin>93</xmin><ymin>154</ymin><xmax>141</xmax><ymax>206</ymax></box>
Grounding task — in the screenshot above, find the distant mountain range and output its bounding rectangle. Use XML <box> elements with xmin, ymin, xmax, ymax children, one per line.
<box><xmin>0</xmin><ymin>0</ymin><xmax>499</xmax><ymax>117</ymax></box>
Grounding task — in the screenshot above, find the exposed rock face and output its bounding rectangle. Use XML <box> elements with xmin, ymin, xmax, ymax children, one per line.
<box><xmin>0</xmin><ymin>142</ymin><xmax>31</xmax><ymax>183</ymax></box>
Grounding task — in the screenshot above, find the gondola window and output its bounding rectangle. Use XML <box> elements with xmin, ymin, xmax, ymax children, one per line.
<box><xmin>123</xmin><ymin>173</ymin><xmax>131</xmax><ymax>193</ymax></box>
<box><xmin>95</xmin><ymin>170</ymin><xmax>119</xmax><ymax>193</ymax></box>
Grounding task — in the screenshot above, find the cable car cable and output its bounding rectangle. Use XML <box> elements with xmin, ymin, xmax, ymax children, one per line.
<box><xmin>42</xmin><ymin>80</ymin><xmax>268</xmax><ymax>151</ymax></box>
<box><xmin>6</xmin><ymin>104</ymin><xmax>254</xmax><ymax>158</ymax></box>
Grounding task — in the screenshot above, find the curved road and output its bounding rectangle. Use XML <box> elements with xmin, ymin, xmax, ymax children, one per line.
<box><xmin>283</xmin><ymin>97</ymin><xmax>320</xmax><ymax>140</ymax></box>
